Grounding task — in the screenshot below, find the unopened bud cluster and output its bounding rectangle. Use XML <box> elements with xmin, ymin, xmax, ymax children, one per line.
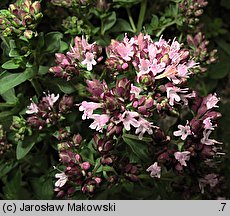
<box><xmin>0</xmin><ymin>0</ymin><xmax>43</xmax><ymax>39</ymax></box>
<box><xmin>49</xmin><ymin>36</ymin><xmax>102</xmax><ymax>80</ymax></box>
<box><xmin>0</xmin><ymin>125</ymin><xmax>13</xmax><ymax>155</ymax></box>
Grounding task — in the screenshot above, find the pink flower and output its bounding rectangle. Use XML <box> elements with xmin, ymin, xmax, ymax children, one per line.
<box><xmin>26</xmin><ymin>101</ymin><xmax>38</xmax><ymax>114</ymax></box>
<box><xmin>166</xmin><ymin>86</ymin><xmax>188</xmax><ymax>106</ymax></box>
<box><xmin>150</xmin><ymin>59</ymin><xmax>165</xmax><ymax>76</ymax></box>
<box><xmin>173</xmin><ymin>121</ymin><xmax>192</xmax><ymax>140</ymax></box>
<box><xmin>120</xmin><ymin>111</ymin><xmax>140</xmax><ymax>131</ymax></box>
<box><xmin>174</xmin><ymin>151</ymin><xmax>190</xmax><ymax>166</ymax></box>
<box><xmin>203</xmin><ymin>117</ymin><xmax>215</xmax><ymax>130</ymax></box>
<box><xmin>81</xmin><ymin>52</ymin><xmax>97</xmax><ymax>71</ymax></box>
<box><xmin>146</xmin><ymin>162</ymin><xmax>161</xmax><ymax>178</ymax></box>
<box><xmin>89</xmin><ymin>114</ymin><xmax>110</xmax><ymax>132</ymax></box>
<box><xmin>55</xmin><ymin>172</ymin><xmax>68</xmax><ymax>188</ymax></box>
<box><xmin>43</xmin><ymin>93</ymin><xmax>59</xmax><ymax>107</ymax></box>
<box><xmin>135</xmin><ymin>117</ymin><xmax>154</xmax><ymax>140</ymax></box>
<box><xmin>205</xmin><ymin>93</ymin><xmax>220</xmax><ymax>109</ymax></box>
<box><xmin>81</xmin><ymin>162</ymin><xmax>91</xmax><ymax>170</ymax></box>
<box><xmin>148</xmin><ymin>43</ymin><xmax>157</xmax><ymax>61</ymax></box>
<box><xmin>201</xmin><ymin>130</ymin><xmax>222</xmax><ymax>145</ymax></box>
<box><xmin>116</xmin><ymin>42</ymin><xmax>134</xmax><ymax>61</ymax></box>
<box><xmin>79</xmin><ymin>101</ymin><xmax>101</xmax><ymax>120</ymax></box>
<box><xmin>130</xmin><ymin>84</ymin><xmax>142</xmax><ymax>98</ymax></box>
<box><xmin>138</xmin><ymin>59</ymin><xmax>151</xmax><ymax>74</ymax></box>
<box><xmin>177</xmin><ymin>64</ymin><xmax>189</xmax><ymax>78</ymax></box>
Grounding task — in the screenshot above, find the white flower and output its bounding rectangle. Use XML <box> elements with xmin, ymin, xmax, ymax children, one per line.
<box><xmin>81</xmin><ymin>52</ymin><xmax>97</xmax><ymax>71</ymax></box>
<box><xmin>135</xmin><ymin>117</ymin><xmax>154</xmax><ymax>140</ymax></box>
<box><xmin>55</xmin><ymin>172</ymin><xmax>68</xmax><ymax>188</ymax></box>
<box><xmin>79</xmin><ymin>101</ymin><xmax>101</xmax><ymax>120</ymax></box>
<box><xmin>43</xmin><ymin>93</ymin><xmax>59</xmax><ymax>107</ymax></box>
<box><xmin>89</xmin><ymin>114</ymin><xmax>110</xmax><ymax>132</ymax></box>
<box><xmin>173</xmin><ymin>121</ymin><xmax>192</xmax><ymax>140</ymax></box>
<box><xmin>174</xmin><ymin>151</ymin><xmax>190</xmax><ymax>166</ymax></box>
<box><xmin>26</xmin><ymin>101</ymin><xmax>38</xmax><ymax>114</ymax></box>
<box><xmin>201</xmin><ymin>130</ymin><xmax>222</xmax><ymax>145</ymax></box>
<box><xmin>120</xmin><ymin>111</ymin><xmax>140</xmax><ymax>131</ymax></box>
<box><xmin>146</xmin><ymin>162</ymin><xmax>161</xmax><ymax>178</ymax></box>
<box><xmin>166</xmin><ymin>86</ymin><xmax>188</xmax><ymax>106</ymax></box>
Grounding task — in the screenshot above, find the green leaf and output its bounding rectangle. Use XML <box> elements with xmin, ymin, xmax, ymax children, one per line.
<box><xmin>44</xmin><ymin>32</ymin><xmax>63</xmax><ymax>53</ymax></box>
<box><xmin>1</xmin><ymin>88</ymin><xmax>18</xmax><ymax>104</ymax></box>
<box><xmin>0</xmin><ymin>67</ymin><xmax>36</xmax><ymax>95</ymax></box>
<box><xmin>0</xmin><ymin>161</ymin><xmax>18</xmax><ymax>178</ymax></box>
<box><xmin>150</xmin><ymin>15</ymin><xmax>159</xmax><ymax>29</ymax></box>
<box><xmin>102</xmin><ymin>12</ymin><xmax>117</xmax><ymax>34</ymax></box>
<box><xmin>110</xmin><ymin>18</ymin><xmax>134</xmax><ymax>33</ymax></box>
<box><xmin>30</xmin><ymin>177</ymin><xmax>54</xmax><ymax>199</ymax></box>
<box><xmin>2</xmin><ymin>59</ymin><xmax>20</xmax><ymax>70</ymax></box>
<box><xmin>57</xmin><ymin>81</ymin><xmax>76</xmax><ymax>94</ymax></box>
<box><xmin>216</xmin><ymin>40</ymin><xmax>230</xmax><ymax>56</ymax></box>
<box><xmin>16</xmin><ymin>133</ymin><xmax>45</xmax><ymax>160</ymax></box>
<box><xmin>122</xmin><ymin>133</ymin><xmax>149</xmax><ymax>161</ymax></box>
<box><xmin>208</xmin><ymin>62</ymin><xmax>230</xmax><ymax>79</ymax></box>
<box><xmin>38</xmin><ymin>65</ymin><xmax>49</xmax><ymax>75</ymax></box>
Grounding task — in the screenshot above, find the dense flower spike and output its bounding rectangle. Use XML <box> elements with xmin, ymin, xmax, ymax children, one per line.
<box><xmin>0</xmin><ymin>0</ymin><xmax>43</xmax><ymax>38</ymax></box>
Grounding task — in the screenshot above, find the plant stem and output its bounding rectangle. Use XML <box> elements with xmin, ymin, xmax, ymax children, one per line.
<box><xmin>126</xmin><ymin>7</ymin><xmax>137</xmax><ymax>33</ymax></box>
<box><xmin>156</xmin><ymin>20</ymin><xmax>177</xmax><ymax>37</ymax></box>
<box><xmin>136</xmin><ymin>0</ymin><xmax>147</xmax><ymax>33</ymax></box>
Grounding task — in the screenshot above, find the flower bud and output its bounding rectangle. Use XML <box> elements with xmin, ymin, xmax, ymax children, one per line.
<box><xmin>32</xmin><ymin>1</ymin><xmax>41</xmax><ymax>14</ymax></box>
<box><xmin>59</xmin><ymin>95</ymin><xmax>74</xmax><ymax>113</ymax></box>
<box><xmin>81</xmin><ymin>162</ymin><xmax>91</xmax><ymax>171</ymax></box>
<box><xmin>72</xmin><ymin>134</ymin><xmax>82</xmax><ymax>146</ymax></box>
<box><xmin>24</xmin><ymin>29</ymin><xmax>33</xmax><ymax>39</ymax></box>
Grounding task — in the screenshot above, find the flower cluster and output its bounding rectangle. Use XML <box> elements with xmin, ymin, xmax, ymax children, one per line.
<box><xmin>106</xmin><ymin>34</ymin><xmax>197</xmax><ymax>85</ymax></box>
<box><xmin>179</xmin><ymin>0</ymin><xmax>208</xmax><ymax>25</ymax></box>
<box><xmin>187</xmin><ymin>32</ymin><xmax>217</xmax><ymax>71</ymax></box>
<box><xmin>25</xmin><ymin>93</ymin><xmax>73</xmax><ymax>130</ymax></box>
<box><xmin>0</xmin><ymin>0</ymin><xmax>43</xmax><ymax>39</ymax></box>
<box><xmin>79</xmin><ymin>78</ymin><xmax>156</xmax><ymax>140</ymax></box>
<box><xmin>49</xmin><ymin>36</ymin><xmax>102</xmax><ymax>79</ymax></box>
<box><xmin>54</xmin><ymin>151</ymin><xmax>101</xmax><ymax>197</ymax></box>
<box><xmin>151</xmin><ymin>93</ymin><xmax>222</xmax><ymax>176</ymax></box>
<box><xmin>51</xmin><ymin>0</ymin><xmax>90</xmax><ymax>8</ymax></box>
<box><xmin>0</xmin><ymin>125</ymin><xmax>12</xmax><ymax>155</ymax></box>
<box><xmin>48</xmin><ymin>34</ymin><xmax>224</xmax><ymax>198</ymax></box>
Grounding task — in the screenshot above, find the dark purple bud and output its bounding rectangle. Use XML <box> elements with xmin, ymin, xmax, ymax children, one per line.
<box><xmin>59</xmin><ymin>150</ymin><xmax>76</xmax><ymax>164</ymax></box>
<box><xmin>27</xmin><ymin>116</ymin><xmax>45</xmax><ymax>129</ymax></box>
<box><xmin>86</xmin><ymin>79</ymin><xmax>107</xmax><ymax>98</ymax></box>
<box><xmin>72</xmin><ymin>134</ymin><xmax>82</xmax><ymax>146</ymax></box>
<box><xmin>59</xmin><ymin>95</ymin><xmax>74</xmax><ymax>112</ymax></box>
<box><xmin>101</xmin><ymin>154</ymin><xmax>116</xmax><ymax>165</ymax></box>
